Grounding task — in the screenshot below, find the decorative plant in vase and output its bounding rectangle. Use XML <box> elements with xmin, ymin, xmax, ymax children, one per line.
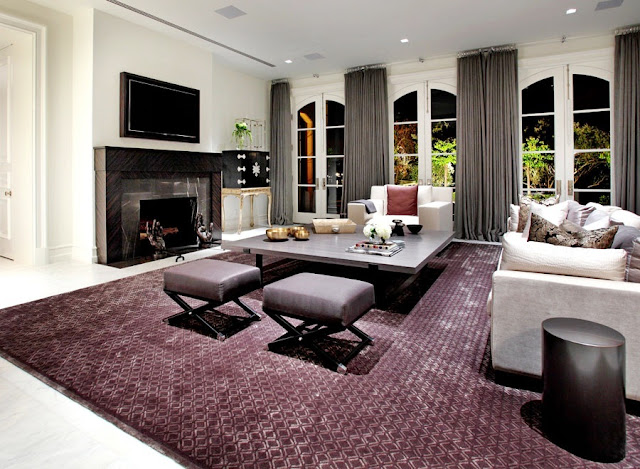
<box><xmin>232</xmin><ymin>121</ymin><xmax>252</xmax><ymax>150</ymax></box>
<box><xmin>363</xmin><ymin>222</ymin><xmax>392</xmax><ymax>244</ymax></box>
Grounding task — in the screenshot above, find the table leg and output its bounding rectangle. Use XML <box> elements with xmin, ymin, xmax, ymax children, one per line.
<box><xmin>256</xmin><ymin>254</ymin><xmax>263</xmax><ymax>283</ymax></box>
<box><xmin>238</xmin><ymin>195</ymin><xmax>244</xmax><ymax>234</ymax></box>
<box><xmin>250</xmin><ymin>194</ymin><xmax>255</xmax><ymax>228</ymax></box>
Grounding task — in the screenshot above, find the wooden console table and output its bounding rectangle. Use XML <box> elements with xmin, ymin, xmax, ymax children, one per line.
<box><xmin>222</xmin><ymin>187</ymin><xmax>272</xmax><ymax>234</ymax></box>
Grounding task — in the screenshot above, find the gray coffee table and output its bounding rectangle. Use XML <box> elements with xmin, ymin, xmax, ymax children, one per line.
<box><xmin>222</xmin><ymin>227</ymin><xmax>454</xmax><ymax>305</ymax></box>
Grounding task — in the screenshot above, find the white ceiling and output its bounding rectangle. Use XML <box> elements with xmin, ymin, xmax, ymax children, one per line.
<box><xmin>27</xmin><ymin>0</ymin><xmax>640</xmax><ymax>80</ymax></box>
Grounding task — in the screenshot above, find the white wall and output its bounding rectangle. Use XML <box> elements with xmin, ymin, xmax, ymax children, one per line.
<box><xmin>92</xmin><ymin>10</ymin><xmax>214</xmax><ymax>152</ymax></box>
<box><xmin>212</xmin><ymin>58</ymin><xmax>270</xmax><ymax>230</ymax></box>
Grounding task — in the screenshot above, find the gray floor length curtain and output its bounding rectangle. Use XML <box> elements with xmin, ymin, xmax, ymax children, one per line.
<box><xmin>340</xmin><ymin>66</ymin><xmax>390</xmax><ymax>215</ymax></box>
<box><xmin>454</xmin><ymin>48</ymin><xmax>519</xmax><ymax>241</ymax></box>
<box><xmin>269</xmin><ymin>81</ymin><xmax>293</xmax><ymax>225</ymax></box>
<box><xmin>614</xmin><ymin>27</ymin><xmax>640</xmax><ymax>213</ymax></box>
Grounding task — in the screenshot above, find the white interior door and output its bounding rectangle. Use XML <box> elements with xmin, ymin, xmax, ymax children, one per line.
<box><xmin>293</xmin><ymin>93</ymin><xmax>344</xmax><ymax>223</ymax></box>
<box><xmin>0</xmin><ymin>54</ymin><xmax>11</xmax><ymax>259</ymax></box>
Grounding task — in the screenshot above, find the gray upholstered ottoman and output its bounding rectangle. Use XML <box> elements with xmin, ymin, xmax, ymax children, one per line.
<box><xmin>262</xmin><ymin>272</ymin><xmax>375</xmax><ymax>373</ymax></box>
<box><xmin>163</xmin><ymin>259</ymin><xmax>261</xmax><ymax>340</ymax></box>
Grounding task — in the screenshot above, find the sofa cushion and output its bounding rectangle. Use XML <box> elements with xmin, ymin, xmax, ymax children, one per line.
<box><xmin>528</xmin><ymin>213</ymin><xmax>578</xmax><ymax>247</ymax></box>
<box><xmin>584</xmin><ymin>209</ymin><xmax>611</xmax><ymax>228</ymax></box>
<box><xmin>566</xmin><ymin>200</ymin><xmax>596</xmax><ymax>226</ymax></box>
<box><xmin>611</xmin><ymin>209</ymin><xmax>640</xmax><ymax>230</ymax></box>
<box><xmin>509</xmin><ymin>204</ymin><xmax>520</xmax><ymax>232</ymax></box>
<box><xmin>417</xmin><ymin>185</ymin><xmax>433</xmax><ymax>206</ymax></box>
<box><xmin>516</xmin><ymin>195</ymin><xmax>559</xmax><ymax>232</ymax></box>
<box><xmin>501</xmin><ymin>231</ymin><xmax>627</xmax><ymax>281</ymax></box>
<box><xmin>611</xmin><ymin>226</ymin><xmax>640</xmax><ymax>252</ymax></box>
<box><xmin>528</xmin><ymin>213</ymin><xmax>618</xmax><ymax>249</ymax></box>
<box><xmin>629</xmin><ymin>239</ymin><xmax>640</xmax><ymax>283</ymax></box>
<box><xmin>387</xmin><ymin>185</ymin><xmax>418</xmax><ymax>216</ymax></box>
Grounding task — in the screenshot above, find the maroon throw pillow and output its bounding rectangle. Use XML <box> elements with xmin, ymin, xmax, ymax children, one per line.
<box><xmin>387</xmin><ymin>185</ymin><xmax>418</xmax><ymax>216</ymax></box>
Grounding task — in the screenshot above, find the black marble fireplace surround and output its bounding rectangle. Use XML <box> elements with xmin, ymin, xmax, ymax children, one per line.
<box><xmin>95</xmin><ymin>146</ymin><xmax>222</xmax><ymax>265</ymax></box>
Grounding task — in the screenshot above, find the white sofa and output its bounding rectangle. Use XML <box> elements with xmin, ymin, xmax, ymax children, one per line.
<box><xmin>489</xmin><ymin>202</ymin><xmax>640</xmax><ymax>401</ymax></box>
<box><xmin>347</xmin><ymin>185</ymin><xmax>454</xmax><ymax>231</ymax></box>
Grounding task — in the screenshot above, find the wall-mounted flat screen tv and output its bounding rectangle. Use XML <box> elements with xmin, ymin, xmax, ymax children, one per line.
<box><xmin>120</xmin><ymin>72</ymin><xmax>200</xmax><ymax>143</ymax></box>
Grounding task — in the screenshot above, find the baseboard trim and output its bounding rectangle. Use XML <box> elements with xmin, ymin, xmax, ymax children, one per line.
<box><xmin>47</xmin><ymin>245</ymin><xmax>73</xmax><ymax>264</ymax></box>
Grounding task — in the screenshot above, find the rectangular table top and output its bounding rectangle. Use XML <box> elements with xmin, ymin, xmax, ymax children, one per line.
<box><xmin>222</xmin><ymin>228</ymin><xmax>454</xmax><ymax>275</ymax></box>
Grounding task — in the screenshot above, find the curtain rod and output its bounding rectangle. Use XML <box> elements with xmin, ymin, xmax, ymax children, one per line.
<box><xmin>457</xmin><ymin>44</ymin><xmax>516</xmax><ymax>58</ymax></box>
<box><xmin>615</xmin><ymin>24</ymin><xmax>640</xmax><ymax>36</ymax></box>
<box><xmin>345</xmin><ymin>63</ymin><xmax>386</xmax><ymax>74</ymax></box>
<box><xmin>271</xmin><ymin>78</ymin><xmax>289</xmax><ymax>85</ymax></box>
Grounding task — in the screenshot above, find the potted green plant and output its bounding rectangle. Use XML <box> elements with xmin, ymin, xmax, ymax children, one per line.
<box><xmin>232</xmin><ymin>121</ymin><xmax>252</xmax><ymax>150</ymax></box>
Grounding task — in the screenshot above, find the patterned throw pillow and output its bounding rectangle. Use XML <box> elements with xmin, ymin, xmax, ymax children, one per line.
<box><xmin>528</xmin><ymin>213</ymin><xmax>619</xmax><ymax>249</ymax></box>
<box><xmin>516</xmin><ymin>195</ymin><xmax>559</xmax><ymax>232</ymax></box>
<box><xmin>528</xmin><ymin>213</ymin><xmax>579</xmax><ymax>246</ymax></box>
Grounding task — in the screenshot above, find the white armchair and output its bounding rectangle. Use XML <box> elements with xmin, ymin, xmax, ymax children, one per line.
<box><xmin>347</xmin><ymin>185</ymin><xmax>454</xmax><ymax>231</ymax></box>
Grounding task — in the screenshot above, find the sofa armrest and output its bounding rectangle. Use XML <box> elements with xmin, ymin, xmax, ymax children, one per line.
<box><xmin>347</xmin><ymin>199</ymin><xmax>383</xmax><ymax>225</ymax></box>
<box><xmin>418</xmin><ymin>201</ymin><xmax>453</xmax><ymax>231</ymax></box>
<box><xmin>432</xmin><ymin>186</ymin><xmax>454</xmax><ymax>202</ymax></box>
<box><xmin>491</xmin><ymin>269</ymin><xmax>640</xmax><ymax>400</ymax></box>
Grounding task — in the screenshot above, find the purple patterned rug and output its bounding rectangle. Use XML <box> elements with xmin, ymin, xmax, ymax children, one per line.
<box><xmin>1</xmin><ymin>242</ymin><xmax>639</xmax><ymax>468</ymax></box>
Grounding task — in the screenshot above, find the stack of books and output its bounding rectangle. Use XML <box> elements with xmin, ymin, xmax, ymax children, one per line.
<box><xmin>345</xmin><ymin>240</ymin><xmax>405</xmax><ymax>257</ymax></box>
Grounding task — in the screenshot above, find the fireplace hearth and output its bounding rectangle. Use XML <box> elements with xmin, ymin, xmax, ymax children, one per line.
<box><xmin>95</xmin><ymin>147</ymin><xmax>222</xmax><ymax>265</ymax></box>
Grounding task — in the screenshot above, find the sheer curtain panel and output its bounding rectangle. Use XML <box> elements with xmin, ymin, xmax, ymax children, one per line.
<box><xmin>270</xmin><ymin>81</ymin><xmax>293</xmax><ymax>225</ymax></box>
<box><xmin>341</xmin><ymin>66</ymin><xmax>389</xmax><ymax>215</ymax></box>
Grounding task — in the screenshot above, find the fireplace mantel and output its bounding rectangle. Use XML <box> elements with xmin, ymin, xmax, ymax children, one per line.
<box><xmin>95</xmin><ymin>146</ymin><xmax>222</xmax><ymax>265</ymax></box>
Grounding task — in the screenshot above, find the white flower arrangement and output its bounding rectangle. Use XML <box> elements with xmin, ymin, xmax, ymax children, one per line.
<box><xmin>363</xmin><ymin>222</ymin><xmax>392</xmax><ymax>242</ymax></box>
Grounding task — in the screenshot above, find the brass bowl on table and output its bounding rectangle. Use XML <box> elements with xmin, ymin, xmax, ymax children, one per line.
<box><xmin>288</xmin><ymin>226</ymin><xmax>306</xmax><ymax>237</ymax></box>
<box><xmin>293</xmin><ymin>228</ymin><xmax>310</xmax><ymax>240</ymax></box>
<box><xmin>266</xmin><ymin>227</ymin><xmax>289</xmax><ymax>241</ymax></box>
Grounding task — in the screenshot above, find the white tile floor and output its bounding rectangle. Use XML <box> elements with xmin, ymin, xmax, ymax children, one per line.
<box><xmin>0</xmin><ymin>227</ymin><xmax>268</xmax><ymax>468</ymax></box>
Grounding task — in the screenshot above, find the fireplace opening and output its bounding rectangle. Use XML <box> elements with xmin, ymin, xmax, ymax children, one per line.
<box><xmin>138</xmin><ymin>197</ymin><xmax>198</xmax><ymax>258</ymax></box>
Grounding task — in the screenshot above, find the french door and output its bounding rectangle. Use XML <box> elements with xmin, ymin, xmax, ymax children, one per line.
<box><xmin>520</xmin><ymin>64</ymin><xmax>612</xmax><ymax>204</ymax></box>
<box><xmin>293</xmin><ymin>93</ymin><xmax>345</xmax><ymax>223</ymax></box>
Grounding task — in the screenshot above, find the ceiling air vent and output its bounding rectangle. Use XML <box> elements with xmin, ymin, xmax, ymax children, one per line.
<box><xmin>595</xmin><ymin>0</ymin><xmax>624</xmax><ymax>11</ymax></box>
<box><xmin>215</xmin><ymin>5</ymin><xmax>247</xmax><ymax>19</ymax></box>
<box><xmin>304</xmin><ymin>53</ymin><xmax>325</xmax><ymax>61</ymax></box>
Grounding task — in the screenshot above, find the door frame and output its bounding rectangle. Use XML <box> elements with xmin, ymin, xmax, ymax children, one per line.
<box><xmin>0</xmin><ymin>13</ymin><xmax>46</xmax><ymax>264</ymax></box>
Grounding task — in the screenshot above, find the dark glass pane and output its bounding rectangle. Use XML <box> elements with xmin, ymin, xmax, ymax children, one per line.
<box><xmin>522</xmin><ymin>77</ymin><xmax>554</xmax><ymax>114</ymax></box>
<box><xmin>326</xmin><ymin>157</ymin><xmax>343</xmax><ymax>185</ymax></box>
<box><xmin>574</xmin><ymin>151</ymin><xmax>610</xmax><ymax>189</ymax></box>
<box><xmin>522</xmin><ymin>152</ymin><xmax>555</xmax><ymax>190</ymax></box>
<box><xmin>574</xmin><ymin>191</ymin><xmax>610</xmax><ymax>205</ymax></box>
<box><xmin>297</xmin><ymin>129</ymin><xmax>315</xmax><ymax>156</ymax></box>
<box><xmin>431</xmin><ymin>154</ymin><xmax>456</xmax><ymax>187</ymax></box>
<box><xmin>574</xmin><ymin>111</ymin><xmax>610</xmax><ymax>150</ymax></box>
<box><xmin>522</xmin><ymin>115</ymin><xmax>554</xmax><ymax>149</ymax></box>
<box><xmin>326</xmin><ymin>187</ymin><xmax>342</xmax><ymax>215</ymax></box>
<box><xmin>394</xmin><ymin>91</ymin><xmax>417</xmax><ymax>122</ymax></box>
<box><xmin>298</xmin><ymin>187</ymin><xmax>315</xmax><ymax>213</ymax></box>
<box><xmin>432</xmin><ymin>121</ymin><xmax>456</xmax><ymax>152</ymax></box>
<box><xmin>394</xmin><ymin>155</ymin><xmax>418</xmax><ymax>185</ymax></box>
<box><xmin>431</xmin><ymin>89</ymin><xmax>456</xmax><ymax>119</ymax></box>
<box><xmin>573</xmin><ymin>75</ymin><xmax>609</xmax><ymax>111</ymax></box>
<box><xmin>297</xmin><ymin>102</ymin><xmax>315</xmax><ymax>129</ymax></box>
<box><xmin>394</xmin><ymin>123</ymin><xmax>418</xmax><ymax>154</ymax></box>
<box><xmin>326</xmin><ymin>128</ymin><xmax>344</xmax><ymax>155</ymax></box>
<box><xmin>297</xmin><ymin>158</ymin><xmax>316</xmax><ymax>184</ymax></box>
<box><xmin>325</xmin><ymin>100</ymin><xmax>345</xmax><ymax>127</ymax></box>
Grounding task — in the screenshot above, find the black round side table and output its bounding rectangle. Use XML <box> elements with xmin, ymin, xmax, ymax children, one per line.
<box><xmin>542</xmin><ymin>317</ymin><xmax>626</xmax><ymax>462</ymax></box>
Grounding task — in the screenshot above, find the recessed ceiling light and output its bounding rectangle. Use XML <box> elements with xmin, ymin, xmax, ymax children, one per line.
<box><xmin>400</xmin><ymin>38</ymin><xmax>409</xmax><ymax>43</ymax></box>
<box><xmin>284</xmin><ymin>59</ymin><xmax>293</xmax><ymax>64</ymax></box>
<box><xmin>566</xmin><ymin>8</ymin><xmax>577</xmax><ymax>14</ymax></box>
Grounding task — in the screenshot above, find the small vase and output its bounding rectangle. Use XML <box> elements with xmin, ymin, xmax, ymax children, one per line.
<box><xmin>369</xmin><ymin>235</ymin><xmax>382</xmax><ymax>244</ymax></box>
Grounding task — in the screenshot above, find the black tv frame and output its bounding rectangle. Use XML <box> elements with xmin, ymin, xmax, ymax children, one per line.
<box><xmin>120</xmin><ymin>72</ymin><xmax>200</xmax><ymax>143</ymax></box>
